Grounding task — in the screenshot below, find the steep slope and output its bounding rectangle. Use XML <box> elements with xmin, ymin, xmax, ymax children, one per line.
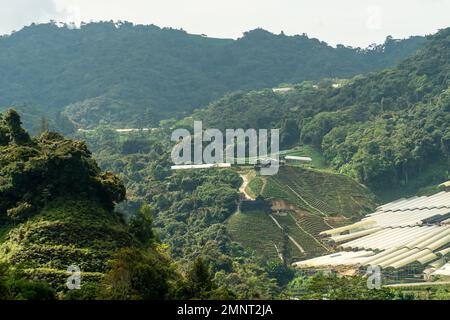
<box><xmin>0</xmin><ymin>109</ymin><xmax>133</xmax><ymax>291</ymax></box>
<box><xmin>1</xmin><ymin>199</ymin><xmax>133</xmax><ymax>289</ymax></box>
<box><xmin>0</xmin><ymin>22</ymin><xmax>425</xmax><ymax>128</ymax></box>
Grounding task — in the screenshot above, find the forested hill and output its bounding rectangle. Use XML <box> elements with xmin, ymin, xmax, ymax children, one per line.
<box><xmin>0</xmin><ymin>21</ymin><xmax>425</xmax><ymax>127</ymax></box>
<box><xmin>0</xmin><ymin>109</ymin><xmax>240</xmax><ymax>299</ymax></box>
<box><xmin>194</xmin><ymin>27</ymin><xmax>450</xmax><ymax>198</ymax></box>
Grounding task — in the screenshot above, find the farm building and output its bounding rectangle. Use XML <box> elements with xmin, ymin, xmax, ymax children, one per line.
<box><xmin>293</xmin><ymin>191</ymin><xmax>450</xmax><ymax>281</ymax></box>
<box><xmin>171</xmin><ymin>163</ymin><xmax>231</xmax><ymax>170</ymax></box>
<box><xmin>272</xmin><ymin>87</ymin><xmax>293</xmax><ymax>93</ymax></box>
<box><xmin>284</xmin><ymin>156</ymin><xmax>312</xmax><ymax>163</ymax></box>
<box><xmin>428</xmin><ymin>262</ymin><xmax>450</xmax><ymax>278</ymax></box>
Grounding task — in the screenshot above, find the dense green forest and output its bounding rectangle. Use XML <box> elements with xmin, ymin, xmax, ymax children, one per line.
<box><xmin>193</xmin><ymin>27</ymin><xmax>450</xmax><ymax>198</ymax></box>
<box><xmin>0</xmin><ymin>21</ymin><xmax>425</xmax><ymax>128</ymax></box>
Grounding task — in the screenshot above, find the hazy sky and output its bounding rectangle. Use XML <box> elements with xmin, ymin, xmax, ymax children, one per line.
<box><xmin>0</xmin><ymin>0</ymin><xmax>449</xmax><ymax>47</ymax></box>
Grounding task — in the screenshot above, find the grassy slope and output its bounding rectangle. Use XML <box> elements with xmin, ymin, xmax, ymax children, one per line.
<box><xmin>246</xmin><ymin>175</ymin><xmax>264</xmax><ymax>198</ymax></box>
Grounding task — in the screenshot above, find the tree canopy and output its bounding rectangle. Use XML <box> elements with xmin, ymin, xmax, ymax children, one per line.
<box><xmin>0</xmin><ymin>22</ymin><xmax>425</xmax><ymax>128</ymax></box>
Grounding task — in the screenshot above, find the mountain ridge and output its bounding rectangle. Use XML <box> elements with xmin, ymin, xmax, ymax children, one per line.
<box><xmin>0</xmin><ymin>21</ymin><xmax>426</xmax><ymax>128</ymax></box>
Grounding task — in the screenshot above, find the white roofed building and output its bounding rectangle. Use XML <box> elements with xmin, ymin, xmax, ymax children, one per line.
<box><xmin>284</xmin><ymin>156</ymin><xmax>312</xmax><ymax>162</ymax></box>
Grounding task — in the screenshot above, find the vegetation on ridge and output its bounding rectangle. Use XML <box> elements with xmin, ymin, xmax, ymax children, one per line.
<box><xmin>0</xmin><ymin>22</ymin><xmax>425</xmax><ymax>128</ymax></box>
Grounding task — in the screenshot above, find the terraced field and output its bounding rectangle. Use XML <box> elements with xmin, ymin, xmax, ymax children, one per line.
<box><xmin>292</xmin><ymin>212</ymin><xmax>334</xmax><ymax>237</ymax></box>
<box><xmin>227</xmin><ymin>210</ymin><xmax>330</xmax><ymax>262</ymax></box>
<box><xmin>274</xmin><ymin>213</ymin><xmax>330</xmax><ymax>258</ymax></box>
<box><xmin>261</xmin><ymin>166</ymin><xmax>377</xmax><ymax>217</ymax></box>
<box><xmin>229</xmin><ymin>164</ymin><xmax>377</xmax><ymax>260</ymax></box>
<box><xmin>227</xmin><ymin>211</ymin><xmax>289</xmax><ymax>261</ymax></box>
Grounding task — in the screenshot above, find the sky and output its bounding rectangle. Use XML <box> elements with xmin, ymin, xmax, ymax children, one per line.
<box><xmin>0</xmin><ymin>0</ymin><xmax>449</xmax><ymax>47</ymax></box>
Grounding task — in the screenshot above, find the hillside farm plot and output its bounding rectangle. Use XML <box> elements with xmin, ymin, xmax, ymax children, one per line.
<box><xmin>291</xmin><ymin>211</ymin><xmax>336</xmax><ymax>237</ymax></box>
<box><xmin>228</xmin><ymin>153</ymin><xmax>378</xmax><ymax>261</ymax></box>
<box><xmin>227</xmin><ymin>210</ymin><xmax>330</xmax><ymax>261</ymax></box>
<box><xmin>261</xmin><ymin>166</ymin><xmax>376</xmax><ymax>217</ymax></box>
<box><xmin>227</xmin><ymin>211</ymin><xmax>288</xmax><ymax>261</ymax></box>
<box><xmin>274</xmin><ymin>213</ymin><xmax>330</xmax><ymax>258</ymax></box>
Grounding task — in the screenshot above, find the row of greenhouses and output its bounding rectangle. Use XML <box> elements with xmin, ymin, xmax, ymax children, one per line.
<box><xmin>294</xmin><ymin>192</ymin><xmax>450</xmax><ymax>278</ymax></box>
